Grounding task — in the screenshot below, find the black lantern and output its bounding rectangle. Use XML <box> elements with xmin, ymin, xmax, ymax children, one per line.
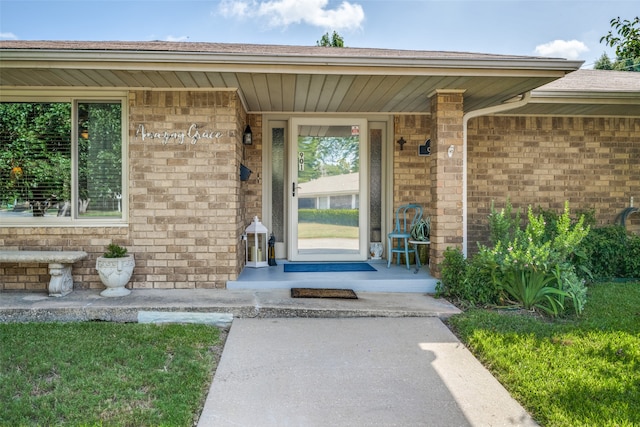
<box><xmin>243</xmin><ymin>125</ymin><xmax>252</xmax><ymax>145</ymax></box>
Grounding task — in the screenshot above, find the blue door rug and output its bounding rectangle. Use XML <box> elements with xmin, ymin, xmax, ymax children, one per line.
<box><xmin>284</xmin><ymin>263</ymin><xmax>376</xmax><ymax>273</ymax></box>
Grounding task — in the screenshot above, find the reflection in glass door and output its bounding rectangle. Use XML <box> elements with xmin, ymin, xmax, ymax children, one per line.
<box><xmin>289</xmin><ymin>118</ymin><xmax>368</xmax><ymax>261</ymax></box>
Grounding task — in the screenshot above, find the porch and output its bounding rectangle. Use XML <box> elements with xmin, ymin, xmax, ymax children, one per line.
<box><xmin>227</xmin><ymin>260</ymin><xmax>438</xmax><ymax>293</ymax></box>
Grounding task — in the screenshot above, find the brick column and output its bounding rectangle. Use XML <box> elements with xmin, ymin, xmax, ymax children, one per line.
<box><xmin>429</xmin><ymin>90</ymin><xmax>465</xmax><ymax>277</ymax></box>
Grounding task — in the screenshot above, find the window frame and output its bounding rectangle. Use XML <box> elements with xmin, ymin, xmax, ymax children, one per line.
<box><xmin>0</xmin><ymin>90</ymin><xmax>129</xmax><ymax>227</ymax></box>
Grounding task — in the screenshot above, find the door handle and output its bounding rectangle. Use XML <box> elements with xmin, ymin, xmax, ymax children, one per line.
<box><xmin>292</xmin><ymin>182</ymin><xmax>296</xmax><ymax>197</ymax></box>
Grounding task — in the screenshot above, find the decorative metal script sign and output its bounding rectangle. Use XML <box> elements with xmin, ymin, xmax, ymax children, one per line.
<box><xmin>135</xmin><ymin>124</ymin><xmax>226</xmax><ymax>145</ymax></box>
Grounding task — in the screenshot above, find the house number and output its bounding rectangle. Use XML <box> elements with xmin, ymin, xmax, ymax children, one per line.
<box><xmin>298</xmin><ymin>152</ymin><xmax>305</xmax><ymax>171</ymax></box>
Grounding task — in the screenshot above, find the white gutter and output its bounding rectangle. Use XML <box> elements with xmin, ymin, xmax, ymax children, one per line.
<box><xmin>0</xmin><ymin>49</ymin><xmax>585</xmax><ymax>73</ymax></box>
<box><xmin>461</xmin><ymin>91</ymin><xmax>532</xmax><ymax>257</ymax></box>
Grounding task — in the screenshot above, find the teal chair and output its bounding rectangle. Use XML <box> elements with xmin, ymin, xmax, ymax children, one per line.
<box><xmin>387</xmin><ymin>204</ymin><xmax>423</xmax><ymax>269</ymax></box>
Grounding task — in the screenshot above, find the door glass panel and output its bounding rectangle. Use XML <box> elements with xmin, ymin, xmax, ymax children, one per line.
<box><xmin>271</xmin><ymin>127</ymin><xmax>285</xmax><ymax>245</ymax></box>
<box><xmin>295</xmin><ymin>123</ymin><xmax>363</xmax><ymax>258</ymax></box>
<box><xmin>369</xmin><ymin>127</ymin><xmax>382</xmax><ymax>243</ymax></box>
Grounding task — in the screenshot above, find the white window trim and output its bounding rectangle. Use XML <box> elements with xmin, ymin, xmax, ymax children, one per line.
<box><xmin>0</xmin><ymin>90</ymin><xmax>129</xmax><ymax>227</ymax></box>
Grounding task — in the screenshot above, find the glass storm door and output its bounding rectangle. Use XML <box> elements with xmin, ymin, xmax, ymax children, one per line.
<box><xmin>289</xmin><ymin>118</ymin><xmax>368</xmax><ymax>261</ymax></box>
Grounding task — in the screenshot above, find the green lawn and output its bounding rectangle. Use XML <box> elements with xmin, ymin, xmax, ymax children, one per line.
<box><xmin>447</xmin><ymin>281</ymin><xmax>640</xmax><ymax>427</ymax></box>
<box><xmin>0</xmin><ymin>323</ymin><xmax>222</xmax><ymax>426</ymax></box>
<box><xmin>298</xmin><ymin>222</ymin><xmax>359</xmax><ymax>239</ymax></box>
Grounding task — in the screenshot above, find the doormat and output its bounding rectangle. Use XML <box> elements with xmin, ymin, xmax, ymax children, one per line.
<box><xmin>284</xmin><ymin>263</ymin><xmax>376</xmax><ymax>273</ymax></box>
<box><xmin>291</xmin><ymin>288</ymin><xmax>358</xmax><ymax>299</ymax></box>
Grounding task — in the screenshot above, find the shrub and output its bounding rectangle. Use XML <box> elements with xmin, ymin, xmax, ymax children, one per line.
<box><xmin>438</xmin><ymin>247</ymin><xmax>466</xmax><ymax>299</ymax></box>
<box><xmin>624</xmin><ymin>234</ymin><xmax>640</xmax><ymax>278</ymax></box>
<box><xmin>485</xmin><ymin>203</ymin><xmax>589</xmax><ymax>317</ymax></box>
<box><xmin>298</xmin><ymin>209</ymin><xmax>358</xmax><ymax>226</ymax></box>
<box><xmin>578</xmin><ymin>225</ymin><xmax>639</xmax><ymax>280</ymax></box>
<box><xmin>437</xmin><ymin>247</ymin><xmax>500</xmax><ymax>308</ymax></box>
<box><xmin>488</xmin><ymin>198</ymin><xmax>521</xmax><ymax>246</ymax></box>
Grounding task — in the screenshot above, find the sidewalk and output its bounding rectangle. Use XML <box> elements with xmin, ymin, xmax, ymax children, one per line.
<box><xmin>198</xmin><ymin>317</ymin><xmax>538</xmax><ymax>426</ymax></box>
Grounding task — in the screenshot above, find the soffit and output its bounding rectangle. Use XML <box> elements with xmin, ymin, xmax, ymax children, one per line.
<box><xmin>0</xmin><ymin>41</ymin><xmax>587</xmax><ymax>114</ymax></box>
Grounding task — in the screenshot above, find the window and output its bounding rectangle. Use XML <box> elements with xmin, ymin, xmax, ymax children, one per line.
<box><xmin>0</xmin><ymin>97</ymin><xmax>127</xmax><ymax>225</ymax></box>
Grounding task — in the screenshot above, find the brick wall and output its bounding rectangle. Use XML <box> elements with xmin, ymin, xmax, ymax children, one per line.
<box><xmin>242</xmin><ymin>114</ymin><xmax>263</xmax><ymax>222</ymax></box>
<box><xmin>393</xmin><ymin>115</ymin><xmax>432</xmax><ymax>211</ymax></box>
<box><xmin>467</xmin><ymin>116</ymin><xmax>640</xmax><ymax>250</ymax></box>
<box><xmin>1</xmin><ymin>89</ymin><xmax>248</xmax><ymax>292</ymax></box>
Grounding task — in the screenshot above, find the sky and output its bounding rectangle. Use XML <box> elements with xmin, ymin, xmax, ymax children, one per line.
<box><xmin>0</xmin><ymin>0</ymin><xmax>638</xmax><ymax>68</ymax></box>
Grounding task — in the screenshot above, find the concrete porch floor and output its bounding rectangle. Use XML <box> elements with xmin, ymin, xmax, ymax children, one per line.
<box><xmin>227</xmin><ymin>259</ymin><xmax>438</xmax><ymax>293</ymax></box>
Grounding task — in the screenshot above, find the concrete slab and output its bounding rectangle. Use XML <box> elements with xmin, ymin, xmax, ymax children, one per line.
<box><xmin>198</xmin><ymin>318</ymin><xmax>538</xmax><ymax>427</ymax></box>
<box><xmin>0</xmin><ymin>289</ymin><xmax>460</xmax><ymax>322</ymax></box>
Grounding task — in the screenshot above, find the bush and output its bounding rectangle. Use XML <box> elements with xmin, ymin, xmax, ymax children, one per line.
<box><xmin>578</xmin><ymin>225</ymin><xmax>640</xmax><ymax>280</ymax></box>
<box><xmin>438</xmin><ymin>247</ymin><xmax>466</xmax><ymax>300</ymax></box>
<box><xmin>437</xmin><ymin>247</ymin><xmax>500</xmax><ymax>308</ymax></box>
<box><xmin>441</xmin><ymin>201</ymin><xmax>590</xmax><ymax>317</ymax></box>
<box><xmin>484</xmin><ymin>202</ymin><xmax>589</xmax><ymax>317</ymax></box>
<box><xmin>624</xmin><ymin>235</ymin><xmax>640</xmax><ymax>278</ymax></box>
<box><xmin>298</xmin><ymin>209</ymin><xmax>358</xmax><ymax>226</ymax></box>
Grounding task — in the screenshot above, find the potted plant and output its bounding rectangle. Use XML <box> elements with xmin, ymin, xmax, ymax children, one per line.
<box><xmin>410</xmin><ymin>216</ymin><xmax>431</xmax><ymax>265</ymax></box>
<box><xmin>410</xmin><ymin>216</ymin><xmax>431</xmax><ymax>241</ymax></box>
<box><xmin>96</xmin><ymin>243</ymin><xmax>135</xmax><ymax>297</ymax></box>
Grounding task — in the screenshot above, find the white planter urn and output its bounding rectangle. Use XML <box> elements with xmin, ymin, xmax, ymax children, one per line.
<box><xmin>96</xmin><ymin>254</ymin><xmax>135</xmax><ymax>297</ymax></box>
<box><xmin>369</xmin><ymin>242</ymin><xmax>383</xmax><ymax>260</ymax></box>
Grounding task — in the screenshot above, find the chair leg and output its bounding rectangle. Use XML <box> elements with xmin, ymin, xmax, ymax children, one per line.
<box><xmin>403</xmin><ymin>239</ymin><xmax>410</xmax><ymax>269</ymax></box>
<box><xmin>387</xmin><ymin>236</ymin><xmax>392</xmax><ymax>268</ymax></box>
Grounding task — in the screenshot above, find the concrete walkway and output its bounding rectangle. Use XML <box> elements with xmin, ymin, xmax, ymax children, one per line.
<box><xmin>198</xmin><ymin>317</ymin><xmax>537</xmax><ymax>427</ymax></box>
<box><xmin>0</xmin><ymin>289</ymin><xmax>537</xmax><ymax>426</ymax></box>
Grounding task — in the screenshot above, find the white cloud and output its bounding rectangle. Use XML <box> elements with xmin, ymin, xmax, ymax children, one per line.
<box><xmin>534</xmin><ymin>39</ymin><xmax>589</xmax><ymax>60</ymax></box>
<box><xmin>219</xmin><ymin>0</ymin><xmax>364</xmax><ymax>31</ymax></box>
<box><xmin>0</xmin><ymin>32</ymin><xmax>18</xmax><ymax>40</ymax></box>
<box><xmin>165</xmin><ymin>35</ymin><xmax>190</xmax><ymax>42</ymax></box>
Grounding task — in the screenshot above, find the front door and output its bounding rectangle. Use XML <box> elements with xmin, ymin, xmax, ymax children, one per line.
<box><xmin>288</xmin><ymin>117</ymin><xmax>369</xmax><ymax>261</ymax></box>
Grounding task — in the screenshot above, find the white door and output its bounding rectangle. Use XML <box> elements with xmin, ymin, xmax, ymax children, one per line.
<box><xmin>288</xmin><ymin>117</ymin><xmax>369</xmax><ymax>261</ymax></box>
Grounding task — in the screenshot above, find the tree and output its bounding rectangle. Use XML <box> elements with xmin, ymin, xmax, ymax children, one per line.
<box><xmin>0</xmin><ymin>103</ymin><xmax>72</xmax><ymax>216</ymax></box>
<box><xmin>594</xmin><ymin>52</ymin><xmax>613</xmax><ymax>70</ymax></box>
<box><xmin>317</xmin><ymin>31</ymin><xmax>345</xmax><ymax>47</ymax></box>
<box><xmin>600</xmin><ymin>16</ymin><xmax>640</xmax><ymax>71</ymax></box>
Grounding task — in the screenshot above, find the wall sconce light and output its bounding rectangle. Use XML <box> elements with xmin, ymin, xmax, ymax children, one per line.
<box><xmin>243</xmin><ymin>125</ymin><xmax>253</xmax><ymax>145</ymax></box>
<box><xmin>418</xmin><ymin>139</ymin><xmax>431</xmax><ymax>156</ymax></box>
<box><xmin>397</xmin><ymin>137</ymin><xmax>406</xmax><ymax>151</ymax></box>
<box><xmin>447</xmin><ymin>145</ymin><xmax>455</xmax><ymax>158</ymax></box>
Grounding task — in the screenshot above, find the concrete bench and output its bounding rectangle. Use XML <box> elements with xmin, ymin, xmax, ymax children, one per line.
<box><xmin>0</xmin><ymin>250</ymin><xmax>88</xmax><ymax>297</ymax></box>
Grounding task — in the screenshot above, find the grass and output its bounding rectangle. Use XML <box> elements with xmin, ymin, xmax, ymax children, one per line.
<box><xmin>0</xmin><ymin>322</ymin><xmax>222</xmax><ymax>426</ymax></box>
<box><xmin>447</xmin><ymin>281</ymin><xmax>640</xmax><ymax>427</ymax></box>
<box><xmin>298</xmin><ymin>222</ymin><xmax>359</xmax><ymax>239</ymax></box>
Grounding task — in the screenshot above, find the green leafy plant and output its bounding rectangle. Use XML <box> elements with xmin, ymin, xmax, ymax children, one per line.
<box><xmin>493</xmin><ymin>265</ymin><xmax>569</xmax><ymax>316</ymax></box>
<box><xmin>487</xmin><ymin>199</ymin><xmax>520</xmax><ymax>246</ymax></box>
<box><xmin>485</xmin><ymin>202</ymin><xmax>590</xmax><ymax>317</ymax></box>
<box><xmin>103</xmin><ymin>242</ymin><xmax>128</xmax><ymax>258</ymax></box>
<box><xmin>437</xmin><ymin>247</ymin><xmax>500</xmax><ymax>308</ymax></box>
<box><xmin>578</xmin><ymin>225</ymin><xmax>640</xmax><ymax>280</ymax></box>
<box><xmin>410</xmin><ymin>216</ymin><xmax>431</xmax><ymax>241</ymax></box>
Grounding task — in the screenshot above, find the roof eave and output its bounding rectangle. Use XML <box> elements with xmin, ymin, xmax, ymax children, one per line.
<box><xmin>0</xmin><ymin>48</ymin><xmax>584</xmax><ymax>74</ymax></box>
<box><xmin>532</xmin><ymin>90</ymin><xmax>640</xmax><ymax>103</ymax></box>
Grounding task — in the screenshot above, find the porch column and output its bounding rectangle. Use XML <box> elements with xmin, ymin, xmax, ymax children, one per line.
<box><xmin>429</xmin><ymin>90</ymin><xmax>465</xmax><ymax>277</ymax></box>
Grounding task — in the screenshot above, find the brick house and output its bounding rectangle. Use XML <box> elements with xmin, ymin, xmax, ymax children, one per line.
<box><xmin>1</xmin><ymin>41</ymin><xmax>638</xmax><ymax>293</ymax></box>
